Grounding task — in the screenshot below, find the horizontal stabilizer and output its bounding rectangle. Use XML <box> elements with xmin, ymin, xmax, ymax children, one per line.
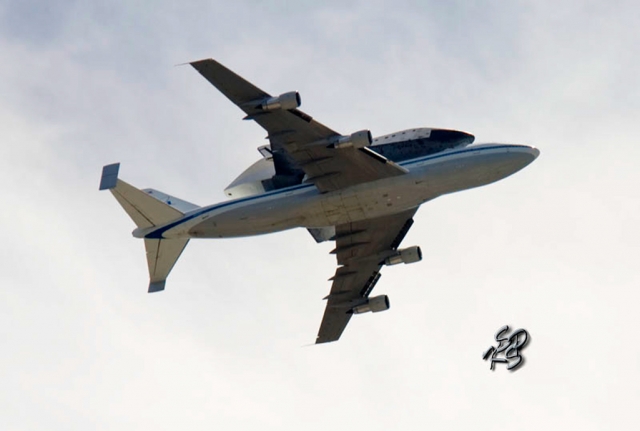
<box><xmin>99</xmin><ymin>163</ymin><xmax>186</xmax><ymax>229</ymax></box>
<box><xmin>110</xmin><ymin>181</ymin><xmax>184</xmax><ymax>228</ymax></box>
<box><xmin>100</xmin><ymin>163</ymin><xmax>192</xmax><ymax>292</ymax></box>
<box><xmin>144</xmin><ymin>238</ymin><xmax>189</xmax><ymax>293</ymax></box>
<box><xmin>141</xmin><ymin>189</ymin><xmax>200</xmax><ymax>213</ymax></box>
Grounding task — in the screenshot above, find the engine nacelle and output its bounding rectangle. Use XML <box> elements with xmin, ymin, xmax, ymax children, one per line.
<box><xmin>261</xmin><ymin>91</ymin><xmax>301</xmax><ymax>111</ymax></box>
<box><xmin>333</xmin><ymin>130</ymin><xmax>372</xmax><ymax>149</ymax></box>
<box><xmin>384</xmin><ymin>246</ymin><xmax>422</xmax><ymax>266</ymax></box>
<box><xmin>351</xmin><ymin>295</ymin><xmax>390</xmax><ymax>314</ymax></box>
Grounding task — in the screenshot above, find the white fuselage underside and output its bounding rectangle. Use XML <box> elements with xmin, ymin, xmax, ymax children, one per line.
<box><xmin>145</xmin><ymin>144</ymin><xmax>539</xmax><ymax>240</ymax></box>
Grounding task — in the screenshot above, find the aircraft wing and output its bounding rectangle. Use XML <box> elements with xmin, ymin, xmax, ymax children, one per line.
<box><xmin>190</xmin><ymin>59</ymin><xmax>407</xmax><ymax>192</ymax></box>
<box><xmin>316</xmin><ymin>208</ymin><xmax>418</xmax><ymax>343</ymax></box>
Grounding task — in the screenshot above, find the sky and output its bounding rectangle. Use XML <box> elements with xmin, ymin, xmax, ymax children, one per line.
<box><xmin>0</xmin><ymin>1</ymin><xmax>639</xmax><ymax>429</ymax></box>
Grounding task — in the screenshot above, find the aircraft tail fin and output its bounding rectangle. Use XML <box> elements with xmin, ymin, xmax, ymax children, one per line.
<box><xmin>100</xmin><ymin>163</ymin><xmax>197</xmax><ymax>292</ymax></box>
<box><xmin>99</xmin><ymin>163</ymin><xmax>200</xmax><ymax>228</ymax></box>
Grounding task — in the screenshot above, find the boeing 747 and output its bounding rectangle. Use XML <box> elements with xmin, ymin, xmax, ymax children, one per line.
<box><xmin>100</xmin><ymin>58</ymin><xmax>539</xmax><ymax>343</ymax></box>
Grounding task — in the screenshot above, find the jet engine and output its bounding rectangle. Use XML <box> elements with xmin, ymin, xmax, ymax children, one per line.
<box><xmin>351</xmin><ymin>295</ymin><xmax>390</xmax><ymax>314</ymax></box>
<box><xmin>384</xmin><ymin>246</ymin><xmax>422</xmax><ymax>266</ymax></box>
<box><xmin>333</xmin><ymin>130</ymin><xmax>373</xmax><ymax>149</ymax></box>
<box><xmin>261</xmin><ymin>91</ymin><xmax>301</xmax><ymax>111</ymax></box>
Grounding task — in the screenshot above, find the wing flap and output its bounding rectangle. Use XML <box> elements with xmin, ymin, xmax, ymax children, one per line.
<box><xmin>307</xmin><ymin>226</ymin><xmax>336</xmax><ymax>243</ymax></box>
<box><xmin>316</xmin><ymin>208</ymin><xmax>419</xmax><ymax>343</ymax></box>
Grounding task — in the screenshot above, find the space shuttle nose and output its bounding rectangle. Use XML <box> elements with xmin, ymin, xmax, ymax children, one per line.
<box><xmin>429</xmin><ymin>128</ymin><xmax>476</xmax><ymax>145</ymax></box>
<box><xmin>456</xmin><ymin>130</ymin><xmax>476</xmax><ymax>144</ymax></box>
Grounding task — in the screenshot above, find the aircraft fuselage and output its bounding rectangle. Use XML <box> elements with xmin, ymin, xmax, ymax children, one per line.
<box><xmin>140</xmin><ymin>143</ymin><xmax>538</xmax><ymax>240</ymax></box>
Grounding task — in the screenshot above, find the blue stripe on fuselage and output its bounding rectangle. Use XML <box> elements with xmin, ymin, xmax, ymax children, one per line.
<box><xmin>144</xmin><ymin>182</ymin><xmax>311</xmax><ymax>239</ymax></box>
<box><xmin>145</xmin><ymin>144</ymin><xmax>527</xmax><ymax>239</ymax></box>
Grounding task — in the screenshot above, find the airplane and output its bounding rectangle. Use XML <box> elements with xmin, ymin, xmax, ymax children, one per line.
<box><xmin>100</xmin><ymin>58</ymin><xmax>539</xmax><ymax>344</ymax></box>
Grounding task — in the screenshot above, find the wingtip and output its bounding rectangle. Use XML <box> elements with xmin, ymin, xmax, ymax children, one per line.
<box><xmin>314</xmin><ymin>337</ymin><xmax>336</xmax><ymax>345</ymax></box>
<box><xmin>174</xmin><ymin>58</ymin><xmax>213</xmax><ymax>67</ymax></box>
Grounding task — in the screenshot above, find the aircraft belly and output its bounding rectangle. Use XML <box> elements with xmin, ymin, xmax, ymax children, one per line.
<box><xmin>189</xmin><ymin>192</ymin><xmax>325</xmax><ymax>238</ymax></box>
<box><xmin>320</xmin><ymin>191</ymin><xmax>368</xmax><ymax>225</ymax></box>
<box><xmin>187</xmin><ymin>176</ymin><xmax>429</xmax><ymax>238</ymax></box>
<box><xmin>318</xmin><ymin>175</ymin><xmax>429</xmax><ymax>224</ymax></box>
<box><xmin>182</xmin><ymin>148</ymin><xmax>536</xmax><ymax>239</ymax></box>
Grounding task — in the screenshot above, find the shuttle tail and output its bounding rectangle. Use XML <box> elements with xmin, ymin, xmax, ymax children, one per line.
<box><xmin>99</xmin><ymin>163</ymin><xmax>199</xmax><ymax>292</ymax></box>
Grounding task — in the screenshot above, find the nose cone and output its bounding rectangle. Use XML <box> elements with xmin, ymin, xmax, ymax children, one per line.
<box><xmin>474</xmin><ymin>143</ymin><xmax>540</xmax><ymax>182</ymax></box>
<box><xmin>521</xmin><ymin>145</ymin><xmax>540</xmax><ymax>166</ymax></box>
<box><xmin>507</xmin><ymin>145</ymin><xmax>540</xmax><ymax>175</ymax></box>
<box><xmin>455</xmin><ymin>130</ymin><xmax>476</xmax><ymax>145</ymax></box>
<box><xmin>529</xmin><ymin>146</ymin><xmax>540</xmax><ymax>159</ymax></box>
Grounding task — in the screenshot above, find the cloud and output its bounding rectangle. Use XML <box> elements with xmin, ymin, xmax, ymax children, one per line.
<box><xmin>0</xmin><ymin>1</ymin><xmax>638</xmax><ymax>429</ymax></box>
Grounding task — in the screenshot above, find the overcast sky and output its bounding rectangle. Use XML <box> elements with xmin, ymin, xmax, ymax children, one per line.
<box><xmin>1</xmin><ymin>1</ymin><xmax>638</xmax><ymax>429</ymax></box>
